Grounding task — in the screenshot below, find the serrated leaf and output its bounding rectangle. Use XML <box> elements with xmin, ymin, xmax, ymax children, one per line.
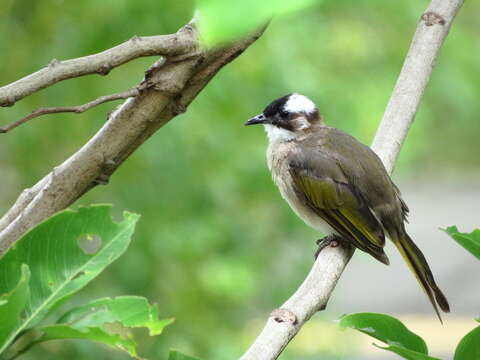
<box><xmin>339</xmin><ymin>313</ymin><xmax>429</xmax><ymax>356</ymax></box>
<box><xmin>168</xmin><ymin>350</ymin><xmax>202</xmax><ymax>360</ymax></box>
<box><xmin>0</xmin><ymin>265</ymin><xmax>30</xmax><ymax>345</ymax></box>
<box><xmin>454</xmin><ymin>325</ymin><xmax>480</xmax><ymax>360</ymax></box>
<box><xmin>443</xmin><ymin>226</ymin><xmax>480</xmax><ymax>260</ymax></box>
<box><xmin>196</xmin><ymin>0</ymin><xmax>321</xmax><ymax>45</ymax></box>
<box><xmin>0</xmin><ymin>205</ymin><xmax>139</xmax><ymax>353</ymax></box>
<box><xmin>29</xmin><ymin>296</ymin><xmax>173</xmax><ymax>358</ymax></box>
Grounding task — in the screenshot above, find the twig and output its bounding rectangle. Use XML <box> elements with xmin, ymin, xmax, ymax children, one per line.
<box><xmin>0</xmin><ymin>31</ymin><xmax>197</xmax><ymax>108</ymax></box>
<box><xmin>0</xmin><ymin>88</ymin><xmax>141</xmax><ymax>133</ymax></box>
<box><xmin>0</xmin><ymin>23</ymin><xmax>266</xmax><ymax>253</ymax></box>
<box><xmin>240</xmin><ymin>1</ymin><xmax>464</xmax><ymax>359</ymax></box>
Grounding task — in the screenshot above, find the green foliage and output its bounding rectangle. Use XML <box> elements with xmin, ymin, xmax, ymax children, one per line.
<box><xmin>1</xmin><ymin>1</ymin><xmax>480</xmax><ymax>359</ymax></box>
<box><xmin>168</xmin><ymin>350</ymin><xmax>202</xmax><ymax>360</ymax></box>
<box><xmin>196</xmin><ymin>0</ymin><xmax>320</xmax><ymax>44</ymax></box>
<box><xmin>454</xmin><ymin>324</ymin><xmax>480</xmax><ymax>360</ymax></box>
<box><xmin>0</xmin><ymin>205</ymin><xmax>180</xmax><ymax>358</ymax></box>
<box><xmin>0</xmin><ymin>205</ymin><xmax>139</xmax><ymax>353</ymax></box>
<box><xmin>443</xmin><ymin>226</ymin><xmax>480</xmax><ymax>260</ymax></box>
<box><xmin>339</xmin><ymin>313</ymin><xmax>435</xmax><ymax>360</ymax></box>
<box><xmin>372</xmin><ymin>346</ymin><xmax>439</xmax><ymax>360</ymax></box>
<box><xmin>57</xmin><ymin>296</ymin><xmax>173</xmax><ymax>336</ymax></box>
<box><xmin>28</xmin><ymin>296</ymin><xmax>174</xmax><ymax>358</ymax></box>
<box><xmin>0</xmin><ymin>265</ymin><xmax>30</xmax><ymax>346</ymax></box>
<box><xmin>340</xmin><ymin>313</ymin><xmax>480</xmax><ymax>360</ymax></box>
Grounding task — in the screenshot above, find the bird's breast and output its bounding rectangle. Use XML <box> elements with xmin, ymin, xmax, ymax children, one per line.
<box><xmin>266</xmin><ymin>142</ymin><xmax>335</xmax><ymax>235</ymax></box>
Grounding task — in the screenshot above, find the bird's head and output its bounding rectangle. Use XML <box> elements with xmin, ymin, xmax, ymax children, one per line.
<box><xmin>245</xmin><ymin>93</ymin><xmax>321</xmax><ymax>142</ymax></box>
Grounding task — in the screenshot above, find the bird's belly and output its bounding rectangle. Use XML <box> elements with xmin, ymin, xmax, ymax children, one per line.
<box><xmin>273</xmin><ymin>171</ymin><xmax>336</xmax><ymax>236</ymax></box>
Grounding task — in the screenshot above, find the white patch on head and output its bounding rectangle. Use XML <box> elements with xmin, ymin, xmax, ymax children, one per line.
<box><xmin>263</xmin><ymin>124</ymin><xmax>295</xmax><ymax>143</ymax></box>
<box><xmin>284</xmin><ymin>93</ymin><xmax>316</xmax><ymax>114</ymax></box>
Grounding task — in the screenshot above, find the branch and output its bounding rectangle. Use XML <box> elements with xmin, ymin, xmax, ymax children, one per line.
<box><xmin>0</xmin><ymin>87</ymin><xmax>141</xmax><ymax>133</ymax></box>
<box><xmin>371</xmin><ymin>2</ymin><xmax>464</xmax><ymax>169</ymax></box>
<box><xmin>0</xmin><ymin>23</ymin><xmax>266</xmax><ymax>253</ymax></box>
<box><xmin>240</xmin><ymin>1</ymin><xmax>464</xmax><ymax>359</ymax></box>
<box><xmin>0</xmin><ymin>31</ymin><xmax>197</xmax><ymax>107</ymax></box>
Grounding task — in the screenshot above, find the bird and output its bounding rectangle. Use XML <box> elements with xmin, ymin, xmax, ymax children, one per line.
<box><xmin>245</xmin><ymin>93</ymin><xmax>450</xmax><ymax>320</ymax></box>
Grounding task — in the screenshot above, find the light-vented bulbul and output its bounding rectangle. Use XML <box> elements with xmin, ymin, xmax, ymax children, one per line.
<box><xmin>245</xmin><ymin>93</ymin><xmax>449</xmax><ymax>320</ymax></box>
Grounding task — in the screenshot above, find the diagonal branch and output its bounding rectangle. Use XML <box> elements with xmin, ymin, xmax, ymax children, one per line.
<box><xmin>0</xmin><ymin>87</ymin><xmax>141</xmax><ymax>133</ymax></box>
<box><xmin>0</xmin><ymin>31</ymin><xmax>197</xmax><ymax>108</ymax></box>
<box><xmin>240</xmin><ymin>0</ymin><xmax>464</xmax><ymax>359</ymax></box>
<box><xmin>0</xmin><ymin>23</ymin><xmax>266</xmax><ymax>253</ymax></box>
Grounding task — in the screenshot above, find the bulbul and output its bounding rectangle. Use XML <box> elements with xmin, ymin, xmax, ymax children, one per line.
<box><xmin>245</xmin><ymin>93</ymin><xmax>450</xmax><ymax>320</ymax></box>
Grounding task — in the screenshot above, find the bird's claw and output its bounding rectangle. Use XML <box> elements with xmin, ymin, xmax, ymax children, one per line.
<box><xmin>314</xmin><ymin>234</ymin><xmax>341</xmax><ymax>260</ymax></box>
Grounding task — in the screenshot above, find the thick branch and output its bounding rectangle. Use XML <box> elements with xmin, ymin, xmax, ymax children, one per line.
<box><xmin>0</xmin><ymin>32</ymin><xmax>197</xmax><ymax>108</ymax></box>
<box><xmin>0</xmin><ymin>23</ymin><xmax>265</xmax><ymax>253</ymax></box>
<box><xmin>0</xmin><ymin>87</ymin><xmax>141</xmax><ymax>133</ymax></box>
<box><xmin>372</xmin><ymin>1</ymin><xmax>464</xmax><ymax>170</ymax></box>
<box><xmin>240</xmin><ymin>1</ymin><xmax>464</xmax><ymax>359</ymax></box>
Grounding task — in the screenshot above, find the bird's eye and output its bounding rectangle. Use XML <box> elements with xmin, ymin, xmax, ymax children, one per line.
<box><xmin>279</xmin><ymin>110</ymin><xmax>289</xmax><ymax>118</ymax></box>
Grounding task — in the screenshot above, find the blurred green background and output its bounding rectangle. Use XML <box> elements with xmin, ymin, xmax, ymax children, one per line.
<box><xmin>0</xmin><ymin>0</ymin><xmax>479</xmax><ymax>359</ymax></box>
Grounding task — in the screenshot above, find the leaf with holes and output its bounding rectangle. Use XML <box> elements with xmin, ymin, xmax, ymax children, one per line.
<box><xmin>0</xmin><ymin>205</ymin><xmax>140</xmax><ymax>354</ymax></box>
<box><xmin>443</xmin><ymin>226</ymin><xmax>480</xmax><ymax>260</ymax></box>
<box><xmin>23</xmin><ymin>296</ymin><xmax>173</xmax><ymax>358</ymax></box>
<box><xmin>339</xmin><ymin>313</ymin><xmax>440</xmax><ymax>360</ymax></box>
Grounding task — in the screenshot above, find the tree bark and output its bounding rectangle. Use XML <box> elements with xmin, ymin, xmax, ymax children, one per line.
<box><xmin>0</xmin><ymin>32</ymin><xmax>196</xmax><ymax>107</ymax></box>
<box><xmin>0</xmin><ymin>22</ymin><xmax>265</xmax><ymax>253</ymax></box>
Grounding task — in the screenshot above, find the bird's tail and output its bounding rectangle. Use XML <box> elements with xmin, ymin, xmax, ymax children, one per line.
<box><xmin>393</xmin><ymin>232</ymin><xmax>450</xmax><ymax>323</ymax></box>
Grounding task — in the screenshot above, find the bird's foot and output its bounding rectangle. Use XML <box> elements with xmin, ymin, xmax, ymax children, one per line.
<box><xmin>314</xmin><ymin>234</ymin><xmax>341</xmax><ymax>260</ymax></box>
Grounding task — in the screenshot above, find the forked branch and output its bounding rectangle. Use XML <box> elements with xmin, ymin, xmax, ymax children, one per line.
<box><xmin>0</xmin><ymin>32</ymin><xmax>197</xmax><ymax>108</ymax></box>
<box><xmin>0</xmin><ymin>22</ymin><xmax>266</xmax><ymax>253</ymax></box>
<box><xmin>0</xmin><ymin>87</ymin><xmax>141</xmax><ymax>133</ymax></box>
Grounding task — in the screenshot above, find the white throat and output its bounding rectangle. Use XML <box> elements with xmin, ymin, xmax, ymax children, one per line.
<box><xmin>263</xmin><ymin>124</ymin><xmax>295</xmax><ymax>143</ymax></box>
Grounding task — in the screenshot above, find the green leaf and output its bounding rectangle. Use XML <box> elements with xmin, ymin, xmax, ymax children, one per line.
<box><xmin>196</xmin><ymin>0</ymin><xmax>321</xmax><ymax>45</ymax></box>
<box><xmin>373</xmin><ymin>344</ymin><xmax>441</xmax><ymax>360</ymax></box>
<box><xmin>30</xmin><ymin>296</ymin><xmax>174</xmax><ymax>358</ymax></box>
<box><xmin>168</xmin><ymin>350</ymin><xmax>202</xmax><ymax>360</ymax></box>
<box><xmin>0</xmin><ymin>205</ymin><xmax>140</xmax><ymax>353</ymax></box>
<box><xmin>31</xmin><ymin>325</ymin><xmax>138</xmax><ymax>357</ymax></box>
<box><xmin>339</xmin><ymin>313</ymin><xmax>436</xmax><ymax>360</ymax></box>
<box><xmin>443</xmin><ymin>226</ymin><xmax>480</xmax><ymax>260</ymax></box>
<box><xmin>0</xmin><ymin>265</ymin><xmax>30</xmax><ymax>345</ymax></box>
<box><xmin>57</xmin><ymin>296</ymin><xmax>174</xmax><ymax>336</ymax></box>
<box><xmin>454</xmin><ymin>325</ymin><xmax>480</xmax><ymax>360</ymax></box>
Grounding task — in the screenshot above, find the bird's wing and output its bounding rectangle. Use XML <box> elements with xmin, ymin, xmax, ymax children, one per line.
<box><xmin>294</xmin><ymin>128</ymin><xmax>449</xmax><ymax>318</ymax></box>
<box><xmin>319</xmin><ymin>128</ymin><xmax>407</xmax><ymax>237</ymax></box>
<box><xmin>288</xmin><ymin>148</ymin><xmax>389</xmax><ymax>264</ymax></box>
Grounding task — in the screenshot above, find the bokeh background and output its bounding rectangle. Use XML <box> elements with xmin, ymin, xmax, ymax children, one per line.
<box><xmin>0</xmin><ymin>0</ymin><xmax>479</xmax><ymax>359</ymax></box>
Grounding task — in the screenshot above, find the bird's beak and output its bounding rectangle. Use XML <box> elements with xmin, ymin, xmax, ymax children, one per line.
<box><xmin>245</xmin><ymin>114</ymin><xmax>267</xmax><ymax>126</ymax></box>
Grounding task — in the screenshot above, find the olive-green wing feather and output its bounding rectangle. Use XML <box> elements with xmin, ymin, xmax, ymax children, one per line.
<box><xmin>292</xmin><ymin>127</ymin><xmax>449</xmax><ymax>320</ymax></box>
<box><xmin>288</xmin><ymin>150</ymin><xmax>389</xmax><ymax>265</ymax></box>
